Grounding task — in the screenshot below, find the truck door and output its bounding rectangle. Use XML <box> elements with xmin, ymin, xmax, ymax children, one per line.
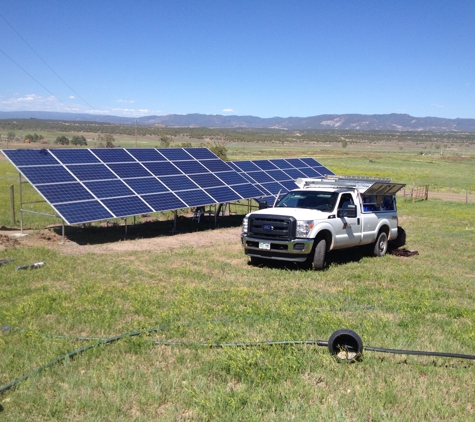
<box><xmin>333</xmin><ymin>193</ymin><xmax>362</xmax><ymax>247</ymax></box>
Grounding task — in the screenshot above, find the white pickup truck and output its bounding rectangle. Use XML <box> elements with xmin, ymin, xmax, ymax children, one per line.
<box><xmin>241</xmin><ymin>176</ymin><xmax>406</xmax><ymax>270</ymax></box>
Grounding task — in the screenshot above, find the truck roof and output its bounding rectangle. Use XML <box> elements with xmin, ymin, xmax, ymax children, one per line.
<box><xmin>295</xmin><ymin>175</ymin><xmax>406</xmax><ymax>195</ymax></box>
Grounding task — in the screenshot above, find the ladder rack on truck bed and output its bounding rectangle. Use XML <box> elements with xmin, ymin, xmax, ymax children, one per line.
<box><xmin>295</xmin><ymin>175</ymin><xmax>405</xmax><ymax>196</ymax></box>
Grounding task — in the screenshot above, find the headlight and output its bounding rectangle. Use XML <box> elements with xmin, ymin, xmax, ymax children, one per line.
<box><xmin>296</xmin><ymin>220</ymin><xmax>314</xmax><ymax>238</ymax></box>
<box><xmin>242</xmin><ymin>217</ymin><xmax>249</xmax><ymax>234</ymax></box>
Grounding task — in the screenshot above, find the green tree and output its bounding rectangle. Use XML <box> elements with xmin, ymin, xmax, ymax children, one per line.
<box><xmin>7</xmin><ymin>131</ymin><xmax>15</xmax><ymax>141</ymax></box>
<box><xmin>159</xmin><ymin>135</ymin><xmax>171</xmax><ymax>148</ymax></box>
<box><xmin>55</xmin><ymin>135</ymin><xmax>70</xmax><ymax>145</ymax></box>
<box><xmin>208</xmin><ymin>140</ymin><xmax>228</xmax><ymax>160</ymax></box>
<box><xmin>71</xmin><ymin>135</ymin><xmax>87</xmax><ymax>146</ymax></box>
<box><xmin>341</xmin><ymin>139</ymin><xmax>348</xmax><ymax>149</ymax></box>
<box><xmin>103</xmin><ymin>134</ymin><xmax>115</xmax><ymax>148</ymax></box>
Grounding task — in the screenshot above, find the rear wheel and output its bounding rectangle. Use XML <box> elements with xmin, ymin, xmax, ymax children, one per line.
<box><xmin>312</xmin><ymin>237</ymin><xmax>327</xmax><ymax>270</ymax></box>
<box><xmin>390</xmin><ymin>226</ymin><xmax>406</xmax><ymax>248</ymax></box>
<box><xmin>373</xmin><ymin>231</ymin><xmax>388</xmax><ymax>257</ymax></box>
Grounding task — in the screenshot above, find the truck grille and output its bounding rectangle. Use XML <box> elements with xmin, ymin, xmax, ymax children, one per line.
<box><xmin>248</xmin><ymin>215</ymin><xmax>296</xmax><ymax>240</ymax></box>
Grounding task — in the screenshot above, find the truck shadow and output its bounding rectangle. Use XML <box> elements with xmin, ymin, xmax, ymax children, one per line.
<box><xmin>249</xmin><ymin>245</ymin><xmax>398</xmax><ymax>271</ymax></box>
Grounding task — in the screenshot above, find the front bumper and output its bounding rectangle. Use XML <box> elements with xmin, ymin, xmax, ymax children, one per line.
<box><xmin>241</xmin><ymin>235</ymin><xmax>314</xmax><ymax>262</ymax></box>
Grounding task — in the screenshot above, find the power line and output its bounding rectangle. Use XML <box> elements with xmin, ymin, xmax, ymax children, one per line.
<box><xmin>0</xmin><ymin>12</ymin><xmax>95</xmax><ymax>110</ymax></box>
<box><xmin>0</xmin><ymin>48</ymin><xmax>76</xmax><ymax>113</ymax></box>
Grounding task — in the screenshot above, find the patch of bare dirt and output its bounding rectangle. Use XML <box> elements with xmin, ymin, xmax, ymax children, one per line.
<box><xmin>3</xmin><ymin>226</ymin><xmax>242</xmax><ymax>256</ymax></box>
<box><xmin>0</xmin><ymin>234</ymin><xmax>20</xmax><ymax>249</ymax></box>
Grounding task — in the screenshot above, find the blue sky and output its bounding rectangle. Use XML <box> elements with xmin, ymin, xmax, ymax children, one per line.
<box><xmin>1</xmin><ymin>0</ymin><xmax>474</xmax><ymax>119</ymax></box>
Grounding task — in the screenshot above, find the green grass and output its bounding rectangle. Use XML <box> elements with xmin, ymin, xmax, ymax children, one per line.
<box><xmin>1</xmin><ymin>144</ymin><xmax>475</xmax><ymax>420</ymax></box>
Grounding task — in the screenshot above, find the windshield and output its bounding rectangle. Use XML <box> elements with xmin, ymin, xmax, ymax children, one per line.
<box><xmin>275</xmin><ymin>191</ymin><xmax>339</xmax><ymax>211</ymax></box>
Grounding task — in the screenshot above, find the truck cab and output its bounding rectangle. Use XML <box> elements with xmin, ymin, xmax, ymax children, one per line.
<box><xmin>241</xmin><ymin>176</ymin><xmax>406</xmax><ymax>270</ymax></box>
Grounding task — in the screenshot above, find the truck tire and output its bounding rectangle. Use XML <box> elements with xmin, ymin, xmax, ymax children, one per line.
<box><xmin>390</xmin><ymin>226</ymin><xmax>406</xmax><ymax>248</ymax></box>
<box><xmin>373</xmin><ymin>231</ymin><xmax>388</xmax><ymax>257</ymax></box>
<box><xmin>249</xmin><ymin>256</ymin><xmax>263</xmax><ymax>266</ymax></box>
<box><xmin>312</xmin><ymin>237</ymin><xmax>326</xmax><ymax>270</ymax></box>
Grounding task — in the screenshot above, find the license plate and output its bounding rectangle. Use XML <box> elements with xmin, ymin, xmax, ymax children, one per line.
<box><xmin>259</xmin><ymin>242</ymin><xmax>271</xmax><ymax>250</ymax></box>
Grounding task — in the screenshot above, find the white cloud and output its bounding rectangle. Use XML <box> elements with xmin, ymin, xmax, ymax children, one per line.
<box><xmin>69</xmin><ymin>96</ymin><xmax>75</xmax><ymax>99</ymax></box>
<box><xmin>431</xmin><ymin>103</ymin><xmax>445</xmax><ymax>108</ymax></box>
<box><xmin>222</xmin><ymin>108</ymin><xmax>235</xmax><ymax>113</ymax></box>
<box><xmin>0</xmin><ymin>93</ymin><xmax>157</xmax><ymax>117</ymax></box>
<box><xmin>117</xmin><ymin>99</ymin><xmax>136</xmax><ymax>104</ymax></box>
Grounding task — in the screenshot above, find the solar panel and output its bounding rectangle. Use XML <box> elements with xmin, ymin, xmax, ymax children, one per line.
<box><xmin>1</xmin><ymin>147</ymin><xmax>265</xmax><ymax>225</ymax></box>
<box><xmin>229</xmin><ymin>157</ymin><xmax>334</xmax><ymax>203</ymax></box>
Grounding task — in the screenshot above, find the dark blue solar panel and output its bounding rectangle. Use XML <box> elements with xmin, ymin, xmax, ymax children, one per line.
<box><xmin>261</xmin><ymin>182</ymin><xmax>285</xmax><ymax>195</ymax></box>
<box><xmin>300</xmin><ymin>157</ymin><xmax>321</xmax><ymax>166</ymax></box>
<box><xmin>159</xmin><ymin>148</ymin><xmax>192</xmax><ymax>161</ymax></box>
<box><xmin>185</xmin><ymin>148</ymin><xmax>217</xmax><ymax>159</ymax></box>
<box><xmin>253</xmin><ymin>160</ymin><xmax>278</xmax><ymax>170</ymax></box>
<box><xmin>21</xmin><ymin>166</ymin><xmax>76</xmax><ymax>184</ymax></box>
<box><xmin>175</xmin><ymin>190</ymin><xmax>215</xmax><ymax>208</ymax></box>
<box><xmin>231</xmin><ymin>184</ymin><xmax>265</xmax><ymax>198</ymax></box>
<box><xmin>2</xmin><ymin>149</ymin><xmax>58</xmax><ymax>166</ymax></box>
<box><xmin>160</xmin><ymin>175</ymin><xmax>198</xmax><ymax>191</ymax></box>
<box><xmin>215</xmin><ymin>171</ymin><xmax>249</xmax><ymax>186</ymax></box>
<box><xmin>205</xmin><ymin>186</ymin><xmax>241</xmax><ymax>203</ymax></box>
<box><xmin>141</xmin><ymin>192</ymin><xmax>186</xmax><ymax>212</ymax></box>
<box><xmin>271</xmin><ymin>159</ymin><xmax>292</xmax><ymax>169</ymax></box>
<box><xmin>226</xmin><ymin>162</ymin><xmax>239</xmax><ymax>171</ymax></box>
<box><xmin>102</xmin><ymin>196</ymin><xmax>153</xmax><ymax>217</ymax></box>
<box><xmin>124</xmin><ymin>178</ymin><xmax>169</xmax><ymax>194</ymax></box>
<box><xmin>54</xmin><ymin>200</ymin><xmax>114</xmax><ymax>224</ymax></box>
<box><xmin>51</xmin><ymin>149</ymin><xmax>100</xmax><ymax>164</ymax></box>
<box><xmin>285</xmin><ymin>158</ymin><xmax>306</xmax><ymax>167</ymax></box>
<box><xmin>108</xmin><ymin>163</ymin><xmax>151</xmax><ymax>178</ymax></box>
<box><xmin>299</xmin><ymin>168</ymin><xmax>321</xmax><ymax>177</ymax></box>
<box><xmin>3</xmin><ymin>148</ymin><xmax>296</xmax><ymax>224</ymax></box>
<box><xmin>232</xmin><ymin>161</ymin><xmax>260</xmax><ymax>172</ymax></box>
<box><xmin>36</xmin><ymin>183</ymin><xmax>94</xmax><ymax>204</ymax></box>
<box><xmin>266</xmin><ymin>169</ymin><xmax>290</xmax><ymax>182</ymax></box>
<box><xmin>127</xmin><ymin>149</ymin><xmax>167</xmax><ymax>162</ymax></box>
<box><xmin>247</xmin><ymin>171</ymin><xmax>273</xmax><ymax>183</ymax></box>
<box><xmin>143</xmin><ymin>161</ymin><xmax>182</xmax><ymax>176</ymax></box>
<box><xmin>173</xmin><ymin>160</ymin><xmax>208</xmax><ymax>174</ymax></box>
<box><xmin>93</xmin><ymin>149</ymin><xmax>136</xmax><ymax>163</ymax></box>
<box><xmin>201</xmin><ymin>159</ymin><xmax>233</xmax><ymax>172</ymax></box>
<box><xmin>283</xmin><ymin>168</ymin><xmax>306</xmax><ymax>179</ymax></box>
<box><xmin>280</xmin><ymin>180</ymin><xmax>299</xmax><ymax>191</ymax></box>
<box><xmin>67</xmin><ymin>164</ymin><xmax>117</xmax><ymax>181</ymax></box>
<box><xmin>188</xmin><ymin>173</ymin><xmax>224</xmax><ymax>188</ymax></box>
<box><xmin>84</xmin><ymin>180</ymin><xmax>134</xmax><ymax>199</ymax></box>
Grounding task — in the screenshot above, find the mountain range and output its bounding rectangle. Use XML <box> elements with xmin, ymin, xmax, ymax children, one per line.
<box><xmin>1</xmin><ymin>111</ymin><xmax>475</xmax><ymax>132</ymax></box>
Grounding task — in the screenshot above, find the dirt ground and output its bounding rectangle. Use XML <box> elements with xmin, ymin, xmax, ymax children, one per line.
<box><xmin>0</xmin><ymin>218</ymin><xmax>243</xmax><ymax>256</ymax></box>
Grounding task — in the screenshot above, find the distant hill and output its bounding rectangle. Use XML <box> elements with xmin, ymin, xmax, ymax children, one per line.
<box><xmin>1</xmin><ymin>111</ymin><xmax>475</xmax><ymax>132</ymax></box>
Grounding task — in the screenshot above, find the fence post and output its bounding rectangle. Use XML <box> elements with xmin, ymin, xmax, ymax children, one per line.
<box><xmin>10</xmin><ymin>184</ymin><xmax>15</xmax><ymax>225</ymax></box>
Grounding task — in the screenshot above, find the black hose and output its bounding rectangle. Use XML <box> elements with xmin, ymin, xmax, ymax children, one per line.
<box><xmin>2</xmin><ymin>327</ymin><xmax>475</xmax><ymax>395</ymax></box>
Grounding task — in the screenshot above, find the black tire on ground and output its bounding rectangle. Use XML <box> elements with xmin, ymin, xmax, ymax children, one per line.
<box><xmin>248</xmin><ymin>256</ymin><xmax>263</xmax><ymax>266</ymax></box>
<box><xmin>373</xmin><ymin>231</ymin><xmax>388</xmax><ymax>257</ymax></box>
<box><xmin>390</xmin><ymin>226</ymin><xmax>406</xmax><ymax>248</ymax></box>
<box><xmin>312</xmin><ymin>237</ymin><xmax>326</xmax><ymax>270</ymax></box>
<box><xmin>328</xmin><ymin>329</ymin><xmax>364</xmax><ymax>362</ymax></box>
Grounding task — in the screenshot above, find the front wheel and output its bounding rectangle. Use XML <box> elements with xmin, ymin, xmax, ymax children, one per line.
<box><xmin>312</xmin><ymin>237</ymin><xmax>327</xmax><ymax>270</ymax></box>
<box><xmin>373</xmin><ymin>231</ymin><xmax>388</xmax><ymax>257</ymax></box>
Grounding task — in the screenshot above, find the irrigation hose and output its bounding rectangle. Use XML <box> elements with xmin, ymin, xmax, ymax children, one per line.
<box><xmin>1</xmin><ymin>328</ymin><xmax>475</xmax><ymax>395</ymax></box>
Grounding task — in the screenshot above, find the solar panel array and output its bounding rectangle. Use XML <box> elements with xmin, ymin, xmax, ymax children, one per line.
<box><xmin>2</xmin><ymin>148</ymin><xmax>264</xmax><ymax>225</ymax></box>
<box><xmin>228</xmin><ymin>157</ymin><xmax>334</xmax><ymax>202</ymax></box>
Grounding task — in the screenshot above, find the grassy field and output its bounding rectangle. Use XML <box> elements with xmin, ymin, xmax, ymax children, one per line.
<box><xmin>0</xmin><ymin>141</ymin><xmax>475</xmax><ymax>420</ymax></box>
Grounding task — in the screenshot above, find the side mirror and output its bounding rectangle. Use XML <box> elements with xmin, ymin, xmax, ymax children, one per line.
<box><xmin>338</xmin><ymin>204</ymin><xmax>357</xmax><ymax>218</ymax></box>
